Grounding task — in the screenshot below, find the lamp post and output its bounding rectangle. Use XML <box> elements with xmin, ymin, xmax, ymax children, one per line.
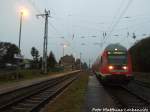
<box><xmin>18</xmin><ymin>8</ymin><xmax>28</xmax><ymax>54</ymax></box>
<box><xmin>18</xmin><ymin>11</ymin><xmax>23</xmax><ymax>52</ymax></box>
<box><xmin>60</xmin><ymin>43</ymin><xmax>67</xmax><ymax>67</ymax></box>
<box><xmin>80</xmin><ymin>52</ymin><xmax>82</xmax><ymax>70</ymax></box>
<box><xmin>63</xmin><ymin>44</ymin><xmax>67</xmax><ymax>57</ymax></box>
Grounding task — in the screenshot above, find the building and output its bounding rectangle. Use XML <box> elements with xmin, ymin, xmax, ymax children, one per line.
<box><xmin>59</xmin><ymin>55</ymin><xmax>75</xmax><ymax>70</ymax></box>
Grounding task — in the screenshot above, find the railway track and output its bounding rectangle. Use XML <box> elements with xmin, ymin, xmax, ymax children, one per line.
<box><xmin>133</xmin><ymin>80</ymin><xmax>150</xmax><ymax>89</ymax></box>
<box><xmin>104</xmin><ymin>85</ymin><xmax>150</xmax><ymax>110</ymax></box>
<box><xmin>0</xmin><ymin>72</ymin><xmax>79</xmax><ymax>112</ymax></box>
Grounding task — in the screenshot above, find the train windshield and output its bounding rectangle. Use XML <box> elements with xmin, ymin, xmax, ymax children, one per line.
<box><xmin>108</xmin><ymin>53</ymin><xmax>127</xmax><ymax>65</ymax></box>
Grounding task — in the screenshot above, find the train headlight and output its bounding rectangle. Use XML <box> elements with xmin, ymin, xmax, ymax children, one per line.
<box><xmin>108</xmin><ymin>65</ymin><xmax>114</xmax><ymax>70</ymax></box>
<box><xmin>123</xmin><ymin>66</ymin><xmax>127</xmax><ymax>70</ymax></box>
<box><xmin>115</xmin><ymin>48</ymin><xmax>118</xmax><ymax>51</ymax></box>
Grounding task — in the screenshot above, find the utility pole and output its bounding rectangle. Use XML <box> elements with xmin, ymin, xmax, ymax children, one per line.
<box><xmin>89</xmin><ymin>58</ymin><xmax>91</xmax><ymax>69</ymax></box>
<box><xmin>37</xmin><ymin>9</ymin><xmax>50</xmax><ymax>74</ymax></box>
<box><xmin>63</xmin><ymin>46</ymin><xmax>64</xmax><ymax>57</ymax></box>
<box><xmin>80</xmin><ymin>52</ymin><xmax>82</xmax><ymax>70</ymax></box>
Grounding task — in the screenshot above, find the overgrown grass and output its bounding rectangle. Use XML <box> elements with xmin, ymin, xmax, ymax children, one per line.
<box><xmin>0</xmin><ymin>69</ymin><xmax>65</xmax><ymax>85</ymax></box>
<box><xmin>47</xmin><ymin>71</ymin><xmax>89</xmax><ymax>112</ymax></box>
<box><xmin>0</xmin><ymin>69</ymin><xmax>40</xmax><ymax>84</ymax></box>
<box><xmin>134</xmin><ymin>72</ymin><xmax>150</xmax><ymax>83</ymax></box>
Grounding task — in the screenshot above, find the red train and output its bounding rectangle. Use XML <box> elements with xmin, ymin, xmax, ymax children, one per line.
<box><xmin>92</xmin><ymin>44</ymin><xmax>133</xmax><ymax>84</ymax></box>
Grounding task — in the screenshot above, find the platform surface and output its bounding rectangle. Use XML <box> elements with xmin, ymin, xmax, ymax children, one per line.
<box><xmin>82</xmin><ymin>75</ymin><xmax>116</xmax><ymax>112</ymax></box>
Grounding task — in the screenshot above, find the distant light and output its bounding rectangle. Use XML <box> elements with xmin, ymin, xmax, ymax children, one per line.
<box><xmin>63</xmin><ymin>44</ymin><xmax>67</xmax><ymax>48</ymax></box>
<box><xmin>115</xmin><ymin>48</ymin><xmax>118</xmax><ymax>51</ymax></box>
<box><xmin>20</xmin><ymin>8</ymin><xmax>29</xmax><ymax>17</ymax></box>
<box><xmin>18</xmin><ymin>6</ymin><xmax>29</xmax><ymax>18</ymax></box>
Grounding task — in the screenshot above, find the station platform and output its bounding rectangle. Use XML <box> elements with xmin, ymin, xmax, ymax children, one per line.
<box><xmin>0</xmin><ymin>70</ymin><xmax>80</xmax><ymax>95</ymax></box>
<box><xmin>82</xmin><ymin>75</ymin><xmax>116</xmax><ymax>112</ymax></box>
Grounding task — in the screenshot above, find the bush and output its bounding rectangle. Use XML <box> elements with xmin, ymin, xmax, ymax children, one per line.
<box><xmin>129</xmin><ymin>37</ymin><xmax>150</xmax><ymax>72</ymax></box>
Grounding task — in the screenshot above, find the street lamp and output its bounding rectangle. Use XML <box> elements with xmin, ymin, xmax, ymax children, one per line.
<box><xmin>18</xmin><ymin>8</ymin><xmax>29</xmax><ymax>53</ymax></box>
<box><xmin>63</xmin><ymin>44</ymin><xmax>67</xmax><ymax>57</ymax></box>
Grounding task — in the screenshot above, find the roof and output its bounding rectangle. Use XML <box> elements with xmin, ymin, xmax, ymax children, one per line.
<box><xmin>105</xmin><ymin>43</ymin><xmax>127</xmax><ymax>51</ymax></box>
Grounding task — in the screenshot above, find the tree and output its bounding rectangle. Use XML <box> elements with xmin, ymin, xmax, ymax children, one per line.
<box><xmin>35</xmin><ymin>50</ymin><xmax>39</xmax><ymax>62</ymax></box>
<box><xmin>31</xmin><ymin>47</ymin><xmax>40</xmax><ymax>68</ymax></box>
<box><xmin>39</xmin><ymin>57</ymin><xmax>42</xmax><ymax>69</ymax></box>
<box><xmin>31</xmin><ymin>47</ymin><xmax>39</xmax><ymax>61</ymax></box>
<box><xmin>47</xmin><ymin>51</ymin><xmax>57</xmax><ymax>68</ymax></box>
<box><xmin>75</xmin><ymin>58</ymin><xmax>82</xmax><ymax>69</ymax></box>
<box><xmin>31</xmin><ymin>47</ymin><xmax>36</xmax><ymax>60</ymax></box>
<box><xmin>82</xmin><ymin>62</ymin><xmax>88</xmax><ymax>70</ymax></box>
<box><xmin>0</xmin><ymin>42</ymin><xmax>19</xmax><ymax>66</ymax></box>
<box><xmin>129</xmin><ymin>36</ymin><xmax>150</xmax><ymax>72</ymax></box>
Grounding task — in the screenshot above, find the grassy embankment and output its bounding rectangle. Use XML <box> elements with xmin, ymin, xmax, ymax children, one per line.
<box><xmin>134</xmin><ymin>72</ymin><xmax>150</xmax><ymax>83</ymax></box>
<box><xmin>0</xmin><ymin>69</ymin><xmax>65</xmax><ymax>85</ymax></box>
<box><xmin>47</xmin><ymin>71</ymin><xmax>89</xmax><ymax>112</ymax></box>
<box><xmin>129</xmin><ymin>36</ymin><xmax>150</xmax><ymax>83</ymax></box>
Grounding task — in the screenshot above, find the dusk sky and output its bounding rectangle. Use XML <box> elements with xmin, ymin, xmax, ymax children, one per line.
<box><xmin>0</xmin><ymin>0</ymin><xmax>150</xmax><ymax>64</ymax></box>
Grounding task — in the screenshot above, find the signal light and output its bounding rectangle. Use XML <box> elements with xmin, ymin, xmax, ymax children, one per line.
<box><xmin>108</xmin><ymin>65</ymin><xmax>114</xmax><ymax>70</ymax></box>
<box><xmin>123</xmin><ymin>66</ymin><xmax>127</xmax><ymax>70</ymax></box>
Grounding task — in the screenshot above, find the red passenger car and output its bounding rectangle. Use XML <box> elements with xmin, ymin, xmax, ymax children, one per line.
<box><xmin>93</xmin><ymin>44</ymin><xmax>133</xmax><ymax>84</ymax></box>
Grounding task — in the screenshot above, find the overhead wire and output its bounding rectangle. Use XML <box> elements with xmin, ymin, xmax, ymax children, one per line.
<box><xmin>106</xmin><ymin>0</ymin><xmax>125</xmax><ymax>35</ymax></box>
<box><xmin>27</xmin><ymin>0</ymin><xmax>42</xmax><ymax>13</ymax></box>
<box><xmin>100</xmin><ymin>0</ymin><xmax>125</xmax><ymax>48</ymax></box>
<box><xmin>26</xmin><ymin>0</ymin><xmax>135</xmax><ymax>61</ymax></box>
<box><xmin>107</xmin><ymin>0</ymin><xmax>133</xmax><ymax>39</ymax></box>
<box><xmin>103</xmin><ymin>0</ymin><xmax>133</xmax><ymax>46</ymax></box>
<box><xmin>27</xmin><ymin>0</ymin><xmax>83</xmax><ymax>58</ymax></box>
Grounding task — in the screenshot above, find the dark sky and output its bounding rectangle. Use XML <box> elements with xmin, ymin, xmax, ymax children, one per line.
<box><xmin>0</xmin><ymin>0</ymin><xmax>150</xmax><ymax>63</ymax></box>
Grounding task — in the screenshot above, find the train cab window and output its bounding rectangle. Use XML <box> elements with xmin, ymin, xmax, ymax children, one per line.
<box><xmin>108</xmin><ymin>53</ymin><xmax>127</xmax><ymax>65</ymax></box>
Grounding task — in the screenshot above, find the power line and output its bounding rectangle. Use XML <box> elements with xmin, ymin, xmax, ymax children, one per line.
<box><xmin>106</xmin><ymin>0</ymin><xmax>125</xmax><ymax>35</ymax></box>
<box><xmin>27</xmin><ymin>0</ymin><xmax>74</xmax><ymax>58</ymax></box>
<box><xmin>49</xmin><ymin>22</ymin><xmax>60</xmax><ymax>34</ymax></box>
<box><xmin>107</xmin><ymin>0</ymin><xmax>133</xmax><ymax>39</ymax></box>
<box><xmin>102</xmin><ymin>0</ymin><xmax>133</xmax><ymax>46</ymax></box>
<box><xmin>27</xmin><ymin>0</ymin><xmax>61</xmax><ymax>35</ymax></box>
<box><xmin>98</xmin><ymin>0</ymin><xmax>125</xmax><ymax>50</ymax></box>
<box><xmin>27</xmin><ymin>0</ymin><xmax>42</xmax><ymax>13</ymax></box>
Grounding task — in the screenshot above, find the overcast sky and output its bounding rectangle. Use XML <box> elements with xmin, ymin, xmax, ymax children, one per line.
<box><xmin>0</xmin><ymin>0</ymin><xmax>150</xmax><ymax>64</ymax></box>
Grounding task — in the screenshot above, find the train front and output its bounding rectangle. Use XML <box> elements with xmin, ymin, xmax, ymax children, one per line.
<box><xmin>101</xmin><ymin>44</ymin><xmax>133</xmax><ymax>84</ymax></box>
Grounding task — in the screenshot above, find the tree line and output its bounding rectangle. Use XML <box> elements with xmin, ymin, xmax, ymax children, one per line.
<box><xmin>0</xmin><ymin>42</ymin><xmax>57</xmax><ymax>69</ymax></box>
<box><xmin>31</xmin><ymin>47</ymin><xmax>57</xmax><ymax>69</ymax></box>
<box><xmin>129</xmin><ymin>36</ymin><xmax>150</xmax><ymax>72</ymax></box>
<box><xmin>0</xmin><ymin>42</ymin><xmax>88</xmax><ymax>70</ymax></box>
